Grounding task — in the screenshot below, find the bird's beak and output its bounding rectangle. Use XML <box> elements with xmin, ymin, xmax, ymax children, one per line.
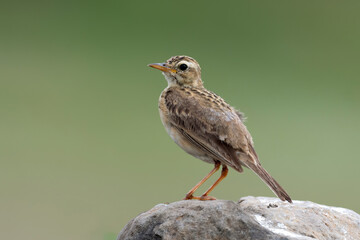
<box><xmin>148</xmin><ymin>63</ymin><xmax>177</xmax><ymax>73</ymax></box>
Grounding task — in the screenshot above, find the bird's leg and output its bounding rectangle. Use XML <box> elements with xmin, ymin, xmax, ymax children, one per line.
<box><xmin>184</xmin><ymin>162</ymin><xmax>221</xmax><ymax>200</ymax></box>
<box><xmin>199</xmin><ymin>165</ymin><xmax>228</xmax><ymax>201</ymax></box>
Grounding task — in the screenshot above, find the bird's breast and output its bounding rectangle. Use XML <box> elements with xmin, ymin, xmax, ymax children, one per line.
<box><xmin>158</xmin><ymin>90</ymin><xmax>214</xmax><ymax>164</ymax></box>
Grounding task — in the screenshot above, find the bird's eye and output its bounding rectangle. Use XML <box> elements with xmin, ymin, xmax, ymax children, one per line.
<box><xmin>179</xmin><ymin>64</ymin><xmax>188</xmax><ymax>71</ymax></box>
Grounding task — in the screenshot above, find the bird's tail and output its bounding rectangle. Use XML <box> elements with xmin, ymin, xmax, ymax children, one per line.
<box><xmin>247</xmin><ymin>162</ymin><xmax>292</xmax><ymax>203</ymax></box>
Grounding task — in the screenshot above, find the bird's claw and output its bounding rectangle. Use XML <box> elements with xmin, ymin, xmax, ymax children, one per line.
<box><xmin>183</xmin><ymin>194</ymin><xmax>216</xmax><ymax>201</ymax></box>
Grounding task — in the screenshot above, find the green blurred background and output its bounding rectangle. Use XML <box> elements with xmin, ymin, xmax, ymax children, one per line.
<box><xmin>1</xmin><ymin>1</ymin><xmax>359</xmax><ymax>239</ymax></box>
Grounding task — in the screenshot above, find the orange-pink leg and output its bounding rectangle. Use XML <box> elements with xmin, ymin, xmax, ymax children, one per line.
<box><xmin>184</xmin><ymin>162</ymin><xmax>220</xmax><ymax>200</ymax></box>
<box><xmin>199</xmin><ymin>165</ymin><xmax>228</xmax><ymax>200</ymax></box>
<box><xmin>184</xmin><ymin>163</ymin><xmax>229</xmax><ymax>201</ymax></box>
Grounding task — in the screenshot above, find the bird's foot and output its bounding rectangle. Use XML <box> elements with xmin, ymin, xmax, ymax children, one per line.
<box><xmin>199</xmin><ymin>195</ymin><xmax>216</xmax><ymax>201</ymax></box>
<box><xmin>183</xmin><ymin>194</ymin><xmax>216</xmax><ymax>201</ymax></box>
<box><xmin>183</xmin><ymin>194</ymin><xmax>194</xmax><ymax>200</ymax></box>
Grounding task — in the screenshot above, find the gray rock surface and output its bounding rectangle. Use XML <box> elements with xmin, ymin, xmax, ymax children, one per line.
<box><xmin>118</xmin><ymin>196</ymin><xmax>360</xmax><ymax>240</ymax></box>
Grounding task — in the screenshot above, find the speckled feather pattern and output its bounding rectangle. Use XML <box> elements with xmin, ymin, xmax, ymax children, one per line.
<box><xmin>160</xmin><ymin>86</ymin><xmax>253</xmax><ymax>172</ymax></box>
<box><xmin>153</xmin><ymin>55</ymin><xmax>292</xmax><ymax>203</ymax></box>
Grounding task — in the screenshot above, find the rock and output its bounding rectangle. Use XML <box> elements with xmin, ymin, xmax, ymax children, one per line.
<box><xmin>118</xmin><ymin>196</ymin><xmax>360</xmax><ymax>240</ymax></box>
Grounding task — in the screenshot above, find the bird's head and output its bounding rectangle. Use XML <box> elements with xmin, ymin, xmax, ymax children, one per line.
<box><xmin>148</xmin><ymin>56</ymin><xmax>203</xmax><ymax>88</ymax></box>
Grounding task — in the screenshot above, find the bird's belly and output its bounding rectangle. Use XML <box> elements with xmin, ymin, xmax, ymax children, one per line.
<box><xmin>166</xmin><ymin>125</ymin><xmax>214</xmax><ymax>164</ymax></box>
<box><xmin>159</xmin><ymin>98</ymin><xmax>214</xmax><ymax>164</ymax></box>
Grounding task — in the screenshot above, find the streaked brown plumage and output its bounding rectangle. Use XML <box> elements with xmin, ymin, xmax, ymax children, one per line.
<box><xmin>148</xmin><ymin>56</ymin><xmax>292</xmax><ymax>203</ymax></box>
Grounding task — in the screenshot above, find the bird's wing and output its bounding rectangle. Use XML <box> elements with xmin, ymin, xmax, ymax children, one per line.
<box><xmin>164</xmin><ymin>87</ymin><xmax>256</xmax><ymax>171</ymax></box>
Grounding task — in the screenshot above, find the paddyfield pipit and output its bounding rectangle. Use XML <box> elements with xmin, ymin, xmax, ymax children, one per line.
<box><xmin>148</xmin><ymin>56</ymin><xmax>292</xmax><ymax>203</ymax></box>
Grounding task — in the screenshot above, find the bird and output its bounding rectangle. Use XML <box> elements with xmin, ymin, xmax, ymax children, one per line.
<box><xmin>148</xmin><ymin>55</ymin><xmax>292</xmax><ymax>203</ymax></box>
